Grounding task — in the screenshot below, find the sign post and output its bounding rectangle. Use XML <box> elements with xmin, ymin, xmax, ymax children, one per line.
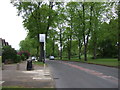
<box><xmin>39</xmin><ymin>34</ymin><xmax>46</xmax><ymax>63</ymax></box>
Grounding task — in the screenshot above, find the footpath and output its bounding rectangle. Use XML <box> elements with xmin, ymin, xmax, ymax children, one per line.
<box><xmin>2</xmin><ymin>61</ymin><xmax>55</xmax><ymax>88</ymax></box>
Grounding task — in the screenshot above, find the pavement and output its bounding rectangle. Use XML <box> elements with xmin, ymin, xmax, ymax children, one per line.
<box><xmin>47</xmin><ymin>60</ymin><xmax>118</xmax><ymax>88</ymax></box>
<box><xmin>2</xmin><ymin>61</ymin><xmax>55</xmax><ymax>88</ymax></box>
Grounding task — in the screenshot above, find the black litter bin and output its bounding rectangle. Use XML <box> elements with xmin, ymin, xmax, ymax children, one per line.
<box><xmin>26</xmin><ymin>59</ymin><xmax>32</xmax><ymax>70</ymax></box>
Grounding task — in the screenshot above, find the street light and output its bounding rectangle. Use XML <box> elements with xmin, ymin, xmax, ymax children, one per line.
<box><xmin>39</xmin><ymin>34</ymin><xmax>46</xmax><ymax>63</ymax></box>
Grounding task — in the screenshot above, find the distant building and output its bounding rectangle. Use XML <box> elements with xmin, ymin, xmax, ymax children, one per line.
<box><xmin>0</xmin><ymin>38</ymin><xmax>9</xmax><ymax>56</ymax></box>
<box><xmin>0</xmin><ymin>38</ymin><xmax>2</xmax><ymax>56</ymax></box>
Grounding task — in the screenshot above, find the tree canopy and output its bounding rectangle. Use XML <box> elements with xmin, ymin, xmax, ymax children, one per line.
<box><xmin>11</xmin><ymin>1</ymin><xmax>119</xmax><ymax>61</ymax></box>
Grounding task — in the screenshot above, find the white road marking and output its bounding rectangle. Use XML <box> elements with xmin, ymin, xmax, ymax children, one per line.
<box><xmin>0</xmin><ymin>81</ymin><xmax>5</xmax><ymax>84</ymax></box>
<box><xmin>22</xmin><ymin>69</ymin><xmax>52</xmax><ymax>80</ymax></box>
<box><xmin>33</xmin><ymin>77</ymin><xmax>51</xmax><ymax>80</ymax></box>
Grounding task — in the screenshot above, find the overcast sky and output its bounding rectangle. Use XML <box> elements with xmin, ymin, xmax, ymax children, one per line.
<box><xmin>0</xmin><ymin>0</ymin><xmax>27</xmax><ymax>50</ymax></box>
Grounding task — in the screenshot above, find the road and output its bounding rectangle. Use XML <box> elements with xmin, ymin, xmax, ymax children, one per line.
<box><xmin>46</xmin><ymin>60</ymin><xmax>118</xmax><ymax>88</ymax></box>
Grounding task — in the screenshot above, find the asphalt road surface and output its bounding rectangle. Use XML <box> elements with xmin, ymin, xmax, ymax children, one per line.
<box><xmin>46</xmin><ymin>60</ymin><xmax>118</xmax><ymax>88</ymax></box>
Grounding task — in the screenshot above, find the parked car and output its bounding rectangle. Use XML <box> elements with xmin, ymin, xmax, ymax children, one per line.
<box><xmin>49</xmin><ymin>56</ymin><xmax>54</xmax><ymax>60</ymax></box>
<box><xmin>32</xmin><ymin>56</ymin><xmax>38</xmax><ymax>61</ymax></box>
<box><xmin>32</xmin><ymin>56</ymin><xmax>36</xmax><ymax>60</ymax></box>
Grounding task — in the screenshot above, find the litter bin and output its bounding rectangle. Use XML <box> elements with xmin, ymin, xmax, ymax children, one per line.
<box><xmin>26</xmin><ymin>59</ymin><xmax>32</xmax><ymax>70</ymax></box>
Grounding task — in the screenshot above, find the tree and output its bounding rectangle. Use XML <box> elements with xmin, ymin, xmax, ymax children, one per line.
<box><xmin>47</xmin><ymin>29</ymin><xmax>58</xmax><ymax>56</ymax></box>
<box><xmin>19</xmin><ymin>35</ymin><xmax>38</xmax><ymax>57</ymax></box>
<box><xmin>12</xmin><ymin>1</ymin><xmax>57</xmax><ymax>61</ymax></box>
<box><xmin>56</xmin><ymin>3</ymin><xmax>66</xmax><ymax>59</ymax></box>
<box><xmin>89</xmin><ymin>18</ymin><xmax>118</xmax><ymax>58</ymax></box>
<box><xmin>81</xmin><ymin>2</ymin><xmax>94</xmax><ymax>61</ymax></box>
<box><xmin>118</xmin><ymin>1</ymin><xmax>120</xmax><ymax>61</ymax></box>
<box><xmin>12</xmin><ymin>1</ymin><xmax>118</xmax><ymax>61</ymax></box>
<box><xmin>90</xmin><ymin>2</ymin><xmax>102</xmax><ymax>59</ymax></box>
<box><xmin>65</xmin><ymin>2</ymin><xmax>79</xmax><ymax>60</ymax></box>
<box><xmin>82</xmin><ymin>2</ymin><xmax>116</xmax><ymax>60</ymax></box>
<box><xmin>2</xmin><ymin>46</ymin><xmax>17</xmax><ymax>63</ymax></box>
<box><xmin>89</xmin><ymin>2</ymin><xmax>107</xmax><ymax>59</ymax></box>
<box><xmin>17</xmin><ymin>51</ymin><xmax>30</xmax><ymax>60</ymax></box>
<box><xmin>97</xmin><ymin>39</ymin><xmax>117</xmax><ymax>58</ymax></box>
<box><xmin>74</xmin><ymin>7</ymin><xmax>83</xmax><ymax>60</ymax></box>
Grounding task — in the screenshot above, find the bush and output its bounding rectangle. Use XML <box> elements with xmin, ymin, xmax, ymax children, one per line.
<box><xmin>97</xmin><ymin>39</ymin><xmax>117</xmax><ymax>58</ymax></box>
<box><xmin>2</xmin><ymin>46</ymin><xmax>17</xmax><ymax>63</ymax></box>
<box><xmin>15</xmin><ymin>55</ymin><xmax>21</xmax><ymax>63</ymax></box>
<box><xmin>17</xmin><ymin>51</ymin><xmax>30</xmax><ymax>60</ymax></box>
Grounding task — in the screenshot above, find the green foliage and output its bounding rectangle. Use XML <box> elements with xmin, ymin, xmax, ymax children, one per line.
<box><xmin>19</xmin><ymin>35</ymin><xmax>38</xmax><ymax>56</ymax></box>
<box><xmin>89</xmin><ymin>18</ymin><xmax>118</xmax><ymax>58</ymax></box>
<box><xmin>33</xmin><ymin>61</ymin><xmax>44</xmax><ymax>66</ymax></box>
<box><xmin>2</xmin><ymin>46</ymin><xmax>17</xmax><ymax>63</ymax></box>
<box><xmin>21</xmin><ymin>54</ymin><xmax>25</xmax><ymax>61</ymax></box>
<box><xmin>46</xmin><ymin>38</ymin><xmax>59</xmax><ymax>57</ymax></box>
<box><xmin>86</xmin><ymin>58</ymin><xmax>118</xmax><ymax>67</ymax></box>
<box><xmin>16</xmin><ymin>55</ymin><xmax>21</xmax><ymax>63</ymax></box>
<box><xmin>12</xmin><ymin>2</ymin><xmax>118</xmax><ymax>60</ymax></box>
<box><xmin>17</xmin><ymin>51</ymin><xmax>30</xmax><ymax>60</ymax></box>
<box><xmin>97</xmin><ymin>39</ymin><xmax>117</xmax><ymax>58</ymax></box>
<box><xmin>71</xmin><ymin>40</ymin><xmax>78</xmax><ymax>56</ymax></box>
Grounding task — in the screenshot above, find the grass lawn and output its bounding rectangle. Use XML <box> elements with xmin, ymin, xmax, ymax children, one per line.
<box><xmin>2</xmin><ymin>86</ymin><xmax>55</xmax><ymax>90</ymax></box>
<box><xmin>33</xmin><ymin>61</ymin><xmax>44</xmax><ymax>66</ymax></box>
<box><xmin>56</xmin><ymin>57</ymin><xmax>118</xmax><ymax>67</ymax></box>
<box><xmin>2</xmin><ymin>86</ymin><xmax>25</xmax><ymax>88</ymax></box>
<box><xmin>84</xmin><ymin>58</ymin><xmax>118</xmax><ymax>67</ymax></box>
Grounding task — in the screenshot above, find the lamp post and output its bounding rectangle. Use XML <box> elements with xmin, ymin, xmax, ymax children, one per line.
<box><xmin>39</xmin><ymin>34</ymin><xmax>46</xmax><ymax>63</ymax></box>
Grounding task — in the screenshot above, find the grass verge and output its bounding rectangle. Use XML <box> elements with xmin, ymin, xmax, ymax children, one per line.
<box><xmin>56</xmin><ymin>58</ymin><xmax>118</xmax><ymax>67</ymax></box>
<box><xmin>2</xmin><ymin>86</ymin><xmax>25</xmax><ymax>88</ymax></box>
<box><xmin>2</xmin><ymin>87</ymin><xmax>55</xmax><ymax>90</ymax></box>
<box><xmin>33</xmin><ymin>61</ymin><xmax>44</xmax><ymax>66</ymax></box>
<box><xmin>84</xmin><ymin>58</ymin><xmax>118</xmax><ymax>67</ymax></box>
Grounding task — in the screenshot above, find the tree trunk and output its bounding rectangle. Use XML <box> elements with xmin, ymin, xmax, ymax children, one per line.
<box><xmin>36</xmin><ymin>46</ymin><xmax>39</xmax><ymax>59</ymax></box>
<box><xmin>93</xmin><ymin>29</ymin><xmax>97</xmax><ymax>59</ymax></box>
<box><xmin>93</xmin><ymin>40</ymin><xmax>97</xmax><ymax>59</ymax></box>
<box><xmin>52</xmin><ymin>36</ymin><xmax>55</xmax><ymax>56</ymax></box>
<box><xmin>84</xmin><ymin>44</ymin><xmax>87</xmax><ymax>61</ymax></box>
<box><xmin>69</xmin><ymin>35</ymin><xmax>72</xmax><ymax>60</ymax></box>
<box><xmin>37</xmin><ymin>34</ymin><xmax>40</xmax><ymax>61</ymax></box>
<box><xmin>83</xmin><ymin>4</ymin><xmax>93</xmax><ymax>61</ymax></box>
<box><xmin>46</xmin><ymin>2</ymin><xmax>54</xmax><ymax>40</ymax></box>
<box><xmin>67</xmin><ymin>38</ymin><xmax>70</xmax><ymax>60</ymax></box>
<box><xmin>78</xmin><ymin>39</ymin><xmax>82</xmax><ymax>59</ymax></box>
<box><xmin>60</xmin><ymin>29</ymin><xmax>62</xmax><ymax>60</ymax></box>
<box><xmin>82</xmin><ymin>3</ymin><xmax>87</xmax><ymax>61</ymax></box>
<box><xmin>118</xmin><ymin>1</ymin><xmax>120</xmax><ymax>61</ymax></box>
<box><xmin>69</xmin><ymin>15</ymin><xmax>73</xmax><ymax>60</ymax></box>
<box><xmin>92</xmin><ymin>7</ymin><xmax>97</xmax><ymax>59</ymax></box>
<box><xmin>86</xmin><ymin>4</ymin><xmax>93</xmax><ymax>60</ymax></box>
<box><xmin>39</xmin><ymin>42</ymin><xmax>44</xmax><ymax>62</ymax></box>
